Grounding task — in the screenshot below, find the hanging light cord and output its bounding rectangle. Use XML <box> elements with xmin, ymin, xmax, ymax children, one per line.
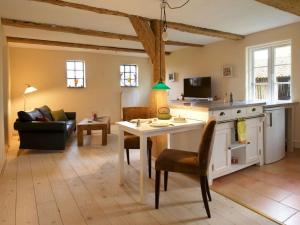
<box><xmin>165</xmin><ymin>0</ymin><xmax>190</xmax><ymax>10</ymax></box>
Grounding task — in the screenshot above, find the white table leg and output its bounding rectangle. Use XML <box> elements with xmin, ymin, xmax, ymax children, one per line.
<box><xmin>139</xmin><ymin>135</ymin><xmax>147</xmax><ymax>203</ymax></box>
<box><xmin>118</xmin><ymin>128</ymin><xmax>125</xmax><ymax>185</ymax></box>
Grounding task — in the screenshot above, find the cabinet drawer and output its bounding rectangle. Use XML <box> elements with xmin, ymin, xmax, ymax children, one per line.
<box><xmin>246</xmin><ymin>106</ymin><xmax>263</xmax><ymax>116</ymax></box>
<box><xmin>212</xmin><ymin>109</ymin><xmax>232</xmax><ymax>121</ymax></box>
<box><xmin>232</xmin><ymin>108</ymin><xmax>246</xmax><ymax>118</ymax></box>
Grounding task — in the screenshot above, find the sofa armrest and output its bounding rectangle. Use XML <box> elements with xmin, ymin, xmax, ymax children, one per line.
<box><xmin>65</xmin><ymin>112</ymin><xmax>76</xmax><ymax>120</ymax></box>
<box><xmin>14</xmin><ymin>121</ymin><xmax>67</xmax><ymax>132</ymax></box>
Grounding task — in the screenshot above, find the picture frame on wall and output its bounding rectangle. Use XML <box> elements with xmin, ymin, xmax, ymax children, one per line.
<box><xmin>168</xmin><ymin>72</ymin><xmax>177</xmax><ymax>82</ymax></box>
<box><xmin>223</xmin><ymin>65</ymin><xmax>233</xmax><ymax>77</ymax></box>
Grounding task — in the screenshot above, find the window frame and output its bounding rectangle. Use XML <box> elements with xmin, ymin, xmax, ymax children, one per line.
<box><xmin>246</xmin><ymin>40</ymin><xmax>292</xmax><ymax>101</ymax></box>
<box><xmin>120</xmin><ymin>64</ymin><xmax>139</xmax><ymax>87</ymax></box>
<box><xmin>66</xmin><ymin>60</ymin><xmax>86</xmax><ymax>88</ymax></box>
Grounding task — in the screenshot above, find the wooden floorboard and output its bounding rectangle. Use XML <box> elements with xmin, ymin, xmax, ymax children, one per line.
<box><xmin>1</xmin><ymin>126</ymin><xmax>277</xmax><ymax>225</ymax></box>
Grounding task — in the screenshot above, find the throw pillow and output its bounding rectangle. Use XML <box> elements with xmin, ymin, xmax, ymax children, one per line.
<box><xmin>36</xmin><ymin>105</ymin><xmax>53</xmax><ymax>121</ymax></box>
<box><xmin>18</xmin><ymin>111</ymin><xmax>33</xmax><ymax>122</ymax></box>
<box><xmin>51</xmin><ymin>109</ymin><xmax>68</xmax><ymax>121</ymax></box>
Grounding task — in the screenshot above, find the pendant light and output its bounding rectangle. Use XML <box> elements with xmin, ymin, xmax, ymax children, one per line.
<box><xmin>152</xmin><ymin>0</ymin><xmax>191</xmax><ymax>90</ymax></box>
<box><xmin>152</xmin><ymin>0</ymin><xmax>170</xmax><ymax>90</ymax></box>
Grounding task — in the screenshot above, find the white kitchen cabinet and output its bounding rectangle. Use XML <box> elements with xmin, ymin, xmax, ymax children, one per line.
<box><xmin>246</xmin><ymin>121</ymin><xmax>261</xmax><ymax>164</ymax></box>
<box><xmin>211</xmin><ymin>124</ymin><xmax>231</xmax><ymax>177</ymax></box>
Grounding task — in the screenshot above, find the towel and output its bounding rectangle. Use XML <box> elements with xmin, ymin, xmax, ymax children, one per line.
<box><xmin>235</xmin><ymin>119</ymin><xmax>246</xmax><ymax>144</ymax></box>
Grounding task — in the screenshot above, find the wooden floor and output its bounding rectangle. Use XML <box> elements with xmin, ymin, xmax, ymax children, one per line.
<box><xmin>0</xmin><ymin>126</ymin><xmax>276</xmax><ymax>225</ymax></box>
<box><xmin>212</xmin><ymin>150</ymin><xmax>300</xmax><ymax>225</ymax></box>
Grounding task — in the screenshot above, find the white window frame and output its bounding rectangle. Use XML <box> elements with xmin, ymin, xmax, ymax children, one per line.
<box><xmin>120</xmin><ymin>64</ymin><xmax>139</xmax><ymax>87</ymax></box>
<box><xmin>66</xmin><ymin>60</ymin><xmax>86</xmax><ymax>88</ymax></box>
<box><xmin>246</xmin><ymin>40</ymin><xmax>292</xmax><ymax>101</ymax></box>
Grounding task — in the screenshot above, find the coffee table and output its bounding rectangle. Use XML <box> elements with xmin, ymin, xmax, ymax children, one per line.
<box><xmin>77</xmin><ymin>116</ymin><xmax>110</xmax><ymax>146</ymax></box>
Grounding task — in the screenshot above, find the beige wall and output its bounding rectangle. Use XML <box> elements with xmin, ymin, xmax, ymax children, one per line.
<box><xmin>0</xmin><ymin>21</ymin><xmax>8</xmax><ymax>170</ymax></box>
<box><xmin>166</xmin><ymin>22</ymin><xmax>300</xmax><ymax>146</ymax></box>
<box><xmin>9</xmin><ymin>47</ymin><xmax>152</xmax><ymax>134</ymax></box>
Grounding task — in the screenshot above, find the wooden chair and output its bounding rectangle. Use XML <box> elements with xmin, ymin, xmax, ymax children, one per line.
<box><xmin>154</xmin><ymin>120</ymin><xmax>216</xmax><ymax>218</ymax></box>
<box><xmin>123</xmin><ymin>107</ymin><xmax>154</xmax><ymax>178</ymax></box>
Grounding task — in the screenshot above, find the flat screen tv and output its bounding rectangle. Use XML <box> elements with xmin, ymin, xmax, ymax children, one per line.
<box><xmin>184</xmin><ymin>77</ymin><xmax>211</xmax><ymax>98</ymax></box>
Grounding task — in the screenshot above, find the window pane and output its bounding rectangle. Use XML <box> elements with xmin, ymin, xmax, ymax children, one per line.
<box><xmin>66</xmin><ymin>61</ymin><xmax>75</xmax><ymax>70</ymax></box>
<box><xmin>275</xmin><ymin>46</ymin><xmax>291</xmax><ymax>65</ymax></box>
<box><xmin>75</xmin><ymin>71</ymin><xmax>84</xmax><ymax>78</ymax></box>
<box><xmin>274</xmin><ymin>83</ymin><xmax>291</xmax><ymax>100</ymax></box>
<box><xmin>254</xmin><ymin>67</ymin><xmax>268</xmax><ymax>80</ymax></box>
<box><xmin>125</xmin><ymin>79</ymin><xmax>131</xmax><ymax>86</ymax></box>
<box><xmin>75</xmin><ymin>61</ymin><xmax>83</xmax><ymax>70</ymax></box>
<box><xmin>131</xmin><ymin>66</ymin><xmax>136</xmax><ymax>73</ymax></box>
<box><xmin>125</xmin><ymin>66</ymin><xmax>130</xmax><ymax>72</ymax></box>
<box><xmin>255</xmin><ymin>84</ymin><xmax>268</xmax><ymax>100</ymax></box>
<box><xmin>120</xmin><ymin>79</ymin><xmax>124</xmax><ymax>86</ymax></box>
<box><xmin>67</xmin><ymin>70</ymin><xmax>75</xmax><ymax>78</ymax></box>
<box><xmin>120</xmin><ymin>66</ymin><xmax>124</xmax><ymax>72</ymax></box>
<box><xmin>67</xmin><ymin>79</ymin><xmax>75</xmax><ymax>87</ymax></box>
<box><xmin>274</xmin><ymin>65</ymin><xmax>291</xmax><ymax>80</ymax></box>
<box><xmin>254</xmin><ymin>49</ymin><xmax>268</xmax><ymax>67</ymax></box>
<box><xmin>76</xmin><ymin>79</ymin><xmax>84</xmax><ymax>87</ymax></box>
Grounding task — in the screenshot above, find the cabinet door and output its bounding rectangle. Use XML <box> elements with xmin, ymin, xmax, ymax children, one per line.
<box><xmin>246</xmin><ymin>125</ymin><xmax>259</xmax><ymax>164</ymax></box>
<box><xmin>211</xmin><ymin>128</ymin><xmax>231</xmax><ymax>177</ymax></box>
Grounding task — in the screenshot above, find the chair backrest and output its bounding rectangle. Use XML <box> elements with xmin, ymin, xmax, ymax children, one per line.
<box><xmin>198</xmin><ymin>119</ymin><xmax>217</xmax><ymax>176</ymax></box>
<box><xmin>122</xmin><ymin>107</ymin><xmax>153</xmax><ymax>121</ymax></box>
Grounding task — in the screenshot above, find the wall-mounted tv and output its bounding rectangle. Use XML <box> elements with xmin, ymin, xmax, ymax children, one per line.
<box><xmin>184</xmin><ymin>77</ymin><xmax>212</xmax><ymax>98</ymax></box>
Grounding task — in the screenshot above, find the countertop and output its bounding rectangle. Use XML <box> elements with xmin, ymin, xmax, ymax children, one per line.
<box><xmin>169</xmin><ymin>100</ymin><xmax>265</xmax><ymax>111</ymax></box>
<box><xmin>169</xmin><ymin>100</ymin><xmax>298</xmax><ymax>111</ymax></box>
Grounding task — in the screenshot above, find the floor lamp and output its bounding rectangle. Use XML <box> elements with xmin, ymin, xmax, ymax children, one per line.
<box><xmin>24</xmin><ymin>84</ymin><xmax>38</xmax><ymax>111</ymax></box>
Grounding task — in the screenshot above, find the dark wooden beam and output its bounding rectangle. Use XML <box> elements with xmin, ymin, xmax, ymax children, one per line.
<box><xmin>29</xmin><ymin>0</ymin><xmax>244</xmax><ymax>40</ymax></box>
<box><xmin>256</xmin><ymin>0</ymin><xmax>300</xmax><ymax>16</ymax></box>
<box><xmin>2</xmin><ymin>18</ymin><xmax>203</xmax><ymax>48</ymax></box>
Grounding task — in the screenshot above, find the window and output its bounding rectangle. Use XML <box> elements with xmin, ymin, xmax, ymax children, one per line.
<box><xmin>66</xmin><ymin>60</ymin><xmax>86</xmax><ymax>88</ymax></box>
<box><xmin>120</xmin><ymin>65</ymin><xmax>138</xmax><ymax>87</ymax></box>
<box><xmin>247</xmin><ymin>41</ymin><xmax>291</xmax><ymax>101</ymax></box>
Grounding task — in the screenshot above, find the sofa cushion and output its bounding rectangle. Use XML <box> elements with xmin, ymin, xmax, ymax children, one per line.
<box><xmin>51</xmin><ymin>109</ymin><xmax>68</xmax><ymax>121</ymax></box>
<box><xmin>18</xmin><ymin>109</ymin><xmax>44</xmax><ymax>121</ymax></box>
<box><xmin>18</xmin><ymin>111</ymin><xmax>33</xmax><ymax>121</ymax></box>
<box><xmin>37</xmin><ymin>105</ymin><xmax>53</xmax><ymax>121</ymax></box>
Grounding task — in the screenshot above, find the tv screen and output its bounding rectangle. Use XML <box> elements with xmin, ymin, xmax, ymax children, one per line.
<box><xmin>184</xmin><ymin>77</ymin><xmax>211</xmax><ymax>98</ymax></box>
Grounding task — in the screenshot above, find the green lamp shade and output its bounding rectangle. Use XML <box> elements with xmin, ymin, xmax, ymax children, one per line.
<box><xmin>152</xmin><ymin>81</ymin><xmax>170</xmax><ymax>90</ymax></box>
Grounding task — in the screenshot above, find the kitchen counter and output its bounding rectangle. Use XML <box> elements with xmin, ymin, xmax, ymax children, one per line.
<box><xmin>169</xmin><ymin>100</ymin><xmax>265</xmax><ymax>111</ymax></box>
<box><xmin>264</xmin><ymin>100</ymin><xmax>298</xmax><ymax>109</ymax></box>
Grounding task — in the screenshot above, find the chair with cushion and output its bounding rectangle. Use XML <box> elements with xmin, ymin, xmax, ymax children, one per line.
<box><xmin>154</xmin><ymin>119</ymin><xmax>216</xmax><ymax>218</ymax></box>
<box><xmin>123</xmin><ymin>107</ymin><xmax>154</xmax><ymax>178</ymax></box>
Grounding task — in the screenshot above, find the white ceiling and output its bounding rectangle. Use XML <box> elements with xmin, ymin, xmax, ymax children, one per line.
<box><xmin>0</xmin><ymin>0</ymin><xmax>299</xmax><ymax>56</ymax></box>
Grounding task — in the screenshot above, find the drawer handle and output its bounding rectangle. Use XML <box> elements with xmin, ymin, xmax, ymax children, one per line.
<box><xmin>252</xmin><ymin>108</ymin><xmax>256</xmax><ymax>112</ymax></box>
<box><xmin>219</xmin><ymin>112</ymin><xmax>225</xmax><ymax>116</ymax></box>
<box><xmin>228</xmin><ymin>147</ymin><xmax>231</xmax><ymax>150</ymax></box>
<box><xmin>237</xmin><ymin>110</ymin><xmax>241</xmax><ymax>114</ymax></box>
<box><xmin>247</xmin><ymin>141</ymin><xmax>251</xmax><ymax>145</ymax></box>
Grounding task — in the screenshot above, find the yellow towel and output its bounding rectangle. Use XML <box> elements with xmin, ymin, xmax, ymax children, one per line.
<box><xmin>237</xmin><ymin>119</ymin><xmax>246</xmax><ymax>144</ymax></box>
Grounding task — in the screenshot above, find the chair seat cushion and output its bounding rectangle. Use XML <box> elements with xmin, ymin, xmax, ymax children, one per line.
<box><xmin>124</xmin><ymin>135</ymin><xmax>152</xmax><ymax>150</ymax></box>
<box><xmin>155</xmin><ymin>149</ymin><xmax>199</xmax><ymax>174</ymax></box>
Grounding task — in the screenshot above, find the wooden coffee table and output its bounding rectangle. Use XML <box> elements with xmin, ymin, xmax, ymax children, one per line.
<box><xmin>77</xmin><ymin>116</ymin><xmax>111</xmax><ymax>146</ymax></box>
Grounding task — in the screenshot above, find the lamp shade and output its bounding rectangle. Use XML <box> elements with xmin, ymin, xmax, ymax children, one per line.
<box><xmin>24</xmin><ymin>85</ymin><xmax>38</xmax><ymax>94</ymax></box>
<box><xmin>152</xmin><ymin>81</ymin><xmax>170</xmax><ymax>90</ymax></box>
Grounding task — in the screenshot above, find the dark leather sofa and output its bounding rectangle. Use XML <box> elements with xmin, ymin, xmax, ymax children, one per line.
<box><xmin>14</xmin><ymin>105</ymin><xmax>76</xmax><ymax>150</ymax></box>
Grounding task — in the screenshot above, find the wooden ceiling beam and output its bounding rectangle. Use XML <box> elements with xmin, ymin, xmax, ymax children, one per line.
<box><xmin>29</xmin><ymin>0</ymin><xmax>244</xmax><ymax>40</ymax></box>
<box><xmin>6</xmin><ymin>37</ymin><xmax>171</xmax><ymax>54</ymax></box>
<box><xmin>2</xmin><ymin>18</ymin><xmax>203</xmax><ymax>47</ymax></box>
<box><xmin>129</xmin><ymin>16</ymin><xmax>156</xmax><ymax>61</ymax></box>
<box><xmin>166</xmin><ymin>22</ymin><xmax>244</xmax><ymax>40</ymax></box>
<box><xmin>256</xmin><ymin>0</ymin><xmax>300</xmax><ymax>16</ymax></box>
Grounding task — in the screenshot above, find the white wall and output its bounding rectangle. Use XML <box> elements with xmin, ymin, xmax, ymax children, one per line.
<box><xmin>166</xmin><ymin>22</ymin><xmax>300</xmax><ymax>147</ymax></box>
<box><xmin>0</xmin><ymin>21</ymin><xmax>8</xmax><ymax>171</ymax></box>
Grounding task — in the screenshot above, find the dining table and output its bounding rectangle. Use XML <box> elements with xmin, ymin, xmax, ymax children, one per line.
<box><xmin>117</xmin><ymin>118</ymin><xmax>205</xmax><ymax>203</ymax></box>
